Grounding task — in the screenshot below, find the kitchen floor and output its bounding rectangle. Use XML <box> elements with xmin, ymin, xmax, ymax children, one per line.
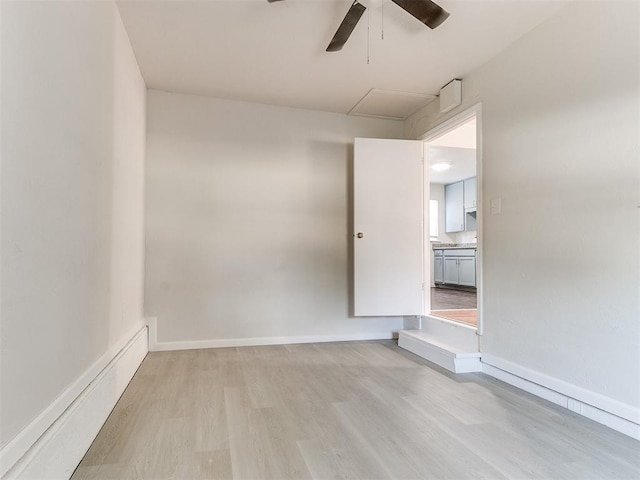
<box><xmin>431</xmin><ymin>287</ymin><xmax>477</xmax><ymax>326</ymax></box>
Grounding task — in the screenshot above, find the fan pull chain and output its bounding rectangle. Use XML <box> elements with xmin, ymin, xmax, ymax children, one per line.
<box><xmin>367</xmin><ymin>8</ymin><xmax>370</xmax><ymax>64</ymax></box>
<box><xmin>381</xmin><ymin>0</ymin><xmax>384</xmax><ymax>40</ymax></box>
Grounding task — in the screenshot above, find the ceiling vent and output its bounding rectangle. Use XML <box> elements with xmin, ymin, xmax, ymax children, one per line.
<box><xmin>348</xmin><ymin>89</ymin><xmax>436</xmax><ymax>121</ymax></box>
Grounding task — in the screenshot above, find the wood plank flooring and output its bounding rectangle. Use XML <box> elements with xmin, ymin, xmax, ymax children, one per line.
<box><xmin>432</xmin><ymin>287</ymin><xmax>478</xmax><ymax>325</ymax></box>
<box><xmin>431</xmin><ymin>287</ymin><xmax>477</xmax><ymax>310</ymax></box>
<box><xmin>72</xmin><ymin>341</ymin><xmax>640</xmax><ymax>480</ymax></box>
<box><xmin>431</xmin><ymin>308</ymin><xmax>478</xmax><ymax>326</ymax></box>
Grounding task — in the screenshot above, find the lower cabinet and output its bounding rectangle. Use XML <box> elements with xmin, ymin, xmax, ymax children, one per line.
<box><xmin>458</xmin><ymin>257</ymin><xmax>476</xmax><ymax>286</ymax></box>
<box><xmin>434</xmin><ymin>254</ymin><xmax>444</xmax><ymax>284</ymax></box>
<box><xmin>443</xmin><ymin>257</ymin><xmax>459</xmax><ymax>284</ymax></box>
<box><xmin>435</xmin><ymin>248</ymin><xmax>476</xmax><ymax>287</ymax></box>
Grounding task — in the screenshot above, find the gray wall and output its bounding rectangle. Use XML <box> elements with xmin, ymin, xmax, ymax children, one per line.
<box><xmin>0</xmin><ymin>1</ymin><xmax>146</xmax><ymax>447</ymax></box>
<box><xmin>407</xmin><ymin>0</ymin><xmax>639</xmax><ymax>411</ymax></box>
<box><xmin>145</xmin><ymin>91</ymin><xmax>405</xmax><ymax>344</ymax></box>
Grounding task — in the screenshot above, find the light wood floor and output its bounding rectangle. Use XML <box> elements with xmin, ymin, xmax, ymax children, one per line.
<box><xmin>72</xmin><ymin>341</ymin><xmax>640</xmax><ymax>480</ymax></box>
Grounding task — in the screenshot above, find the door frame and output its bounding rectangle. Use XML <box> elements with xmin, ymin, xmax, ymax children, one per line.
<box><xmin>419</xmin><ymin>103</ymin><xmax>484</xmax><ymax>335</ymax></box>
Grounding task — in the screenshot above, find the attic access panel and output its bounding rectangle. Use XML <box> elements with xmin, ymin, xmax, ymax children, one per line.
<box><xmin>348</xmin><ymin>89</ymin><xmax>436</xmax><ymax>120</ymax></box>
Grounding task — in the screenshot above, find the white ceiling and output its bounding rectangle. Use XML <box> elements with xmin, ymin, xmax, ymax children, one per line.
<box><xmin>428</xmin><ymin>146</ymin><xmax>476</xmax><ymax>184</ymax></box>
<box><xmin>428</xmin><ymin>117</ymin><xmax>476</xmax><ymax>184</ymax></box>
<box><xmin>116</xmin><ymin>0</ymin><xmax>568</xmax><ymax>115</ymax></box>
<box><xmin>429</xmin><ymin>117</ymin><xmax>476</xmax><ymax>149</ymax></box>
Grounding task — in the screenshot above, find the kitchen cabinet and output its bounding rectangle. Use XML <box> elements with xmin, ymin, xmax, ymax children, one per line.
<box><xmin>445</xmin><ymin>181</ymin><xmax>464</xmax><ymax>233</ymax></box>
<box><xmin>443</xmin><ymin>257</ymin><xmax>459</xmax><ymax>284</ymax></box>
<box><xmin>445</xmin><ymin>177</ymin><xmax>477</xmax><ymax>233</ymax></box>
<box><xmin>437</xmin><ymin>248</ymin><xmax>476</xmax><ymax>287</ymax></box>
<box><xmin>434</xmin><ymin>251</ymin><xmax>444</xmax><ymax>284</ymax></box>
<box><xmin>464</xmin><ymin>177</ymin><xmax>477</xmax><ymax>209</ymax></box>
<box><xmin>458</xmin><ymin>257</ymin><xmax>476</xmax><ymax>286</ymax></box>
<box><xmin>464</xmin><ymin>177</ymin><xmax>477</xmax><ymax>232</ymax></box>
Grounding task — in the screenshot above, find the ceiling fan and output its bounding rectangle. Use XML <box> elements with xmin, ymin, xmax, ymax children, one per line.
<box><xmin>267</xmin><ymin>0</ymin><xmax>450</xmax><ymax>52</ymax></box>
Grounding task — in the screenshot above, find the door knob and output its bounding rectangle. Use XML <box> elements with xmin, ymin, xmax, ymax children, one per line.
<box><xmin>357</xmin><ymin>232</ymin><xmax>364</xmax><ymax>238</ymax></box>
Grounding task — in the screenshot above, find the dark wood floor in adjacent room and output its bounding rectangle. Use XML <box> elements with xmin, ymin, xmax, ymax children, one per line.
<box><xmin>72</xmin><ymin>341</ymin><xmax>639</xmax><ymax>480</ymax></box>
<box><xmin>431</xmin><ymin>287</ymin><xmax>477</xmax><ymax>310</ymax></box>
<box><xmin>431</xmin><ymin>287</ymin><xmax>478</xmax><ymax>326</ymax></box>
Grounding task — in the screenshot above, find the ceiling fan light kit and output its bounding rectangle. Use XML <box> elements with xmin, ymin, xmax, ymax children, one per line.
<box><xmin>267</xmin><ymin>0</ymin><xmax>450</xmax><ymax>52</ymax></box>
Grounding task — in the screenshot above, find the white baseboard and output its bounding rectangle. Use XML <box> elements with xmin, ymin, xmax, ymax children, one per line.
<box><xmin>481</xmin><ymin>355</ymin><xmax>640</xmax><ymax>440</ymax></box>
<box><xmin>146</xmin><ymin>317</ymin><xmax>396</xmax><ymax>352</ymax></box>
<box><xmin>1</xmin><ymin>323</ymin><xmax>148</xmax><ymax>479</ymax></box>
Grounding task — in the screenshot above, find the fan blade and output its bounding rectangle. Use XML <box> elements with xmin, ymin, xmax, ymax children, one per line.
<box><xmin>267</xmin><ymin>0</ymin><xmax>285</xmax><ymax>3</ymax></box>
<box><xmin>326</xmin><ymin>1</ymin><xmax>367</xmax><ymax>52</ymax></box>
<box><xmin>391</xmin><ymin>0</ymin><xmax>450</xmax><ymax>29</ymax></box>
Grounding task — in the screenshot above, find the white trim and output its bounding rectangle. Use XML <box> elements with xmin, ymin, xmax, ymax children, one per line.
<box><xmin>423</xmin><ymin>314</ymin><xmax>477</xmax><ymax>332</ymax></box>
<box><xmin>417</xmin><ymin>315</ymin><xmax>479</xmax><ymax>353</ymax></box>
<box><xmin>417</xmin><ymin>104</ymin><xmax>480</xmax><ymax>143</ymax></box>
<box><xmin>398</xmin><ymin>330</ymin><xmax>481</xmax><ymax>373</ymax></box>
<box><xmin>419</xmin><ymin>103</ymin><xmax>484</xmax><ymax>335</ymax></box>
<box><xmin>422</xmin><ymin>153</ymin><xmax>431</xmax><ymax>315</ymax></box>
<box><xmin>482</xmin><ymin>355</ymin><xmax>640</xmax><ymax>440</ymax></box>
<box><xmin>1</xmin><ymin>323</ymin><xmax>148</xmax><ymax>479</ymax></box>
<box><xmin>146</xmin><ymin>317</ymin><xmax>396</xmax><ymax>352</ymax></box>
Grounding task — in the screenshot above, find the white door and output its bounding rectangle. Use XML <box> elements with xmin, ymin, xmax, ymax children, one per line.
<box><xmin>353</xmin><ymin>138</ymin><xmax>424</xmax><ymax>316</ymax></box>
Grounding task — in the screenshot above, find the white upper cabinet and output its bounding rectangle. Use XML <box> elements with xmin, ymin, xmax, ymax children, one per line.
<box><xmin>446</xmin><ymin>176</ymin><xmax>477</xmax><ymax>233</ymax></box>
<box><xmin>464</xmin><ymin>177</ymin><xmax>477</xmax><ymax>209</ymax></box>
<box><xmin>445</xmin><ymin>181</ymin><xmax>465</xmax><ymax>233</ymax></box>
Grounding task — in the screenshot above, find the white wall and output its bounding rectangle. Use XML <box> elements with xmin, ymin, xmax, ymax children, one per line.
<box><xmin>406</xmin><ymin>1</ymin><xmax>639</xmax><ymax>416</ymax></box>
<box><xmin>1</xmin><ymin>0</ymin><xmax>146</xmax><ymax>454</ymax></box>
<box><xmin>145</xmin><ymin>90</ymin><xmax>405</xmax><ymax>345</ymax></box>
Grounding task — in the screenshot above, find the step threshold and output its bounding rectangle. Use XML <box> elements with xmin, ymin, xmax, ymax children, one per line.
<box><xmin>398</xmin><ymin>330</ymin><xmax>481</xmax><ymax>373</ymax></box>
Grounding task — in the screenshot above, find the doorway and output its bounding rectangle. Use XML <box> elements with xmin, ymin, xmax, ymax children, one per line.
<box><xmin>422</xmin><ymin>106</ymin><xmax>481</xmax><ymax>331</ymax></box>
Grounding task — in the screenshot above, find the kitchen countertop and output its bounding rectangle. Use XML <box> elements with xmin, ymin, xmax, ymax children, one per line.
<box><xmin>432</xmin><ymin>243</ymin><xmax>477</xmax><ymax>250</ymax></box>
